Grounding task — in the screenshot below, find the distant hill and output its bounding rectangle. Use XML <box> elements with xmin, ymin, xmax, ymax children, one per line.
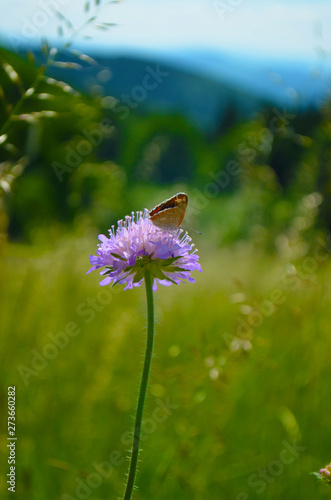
<box><xmin>12</xmin><ymin>43</ymin><xmax>331</xmax><ymax>133</ymax></box>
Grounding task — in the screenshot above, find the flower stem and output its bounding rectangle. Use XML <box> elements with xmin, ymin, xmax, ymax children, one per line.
<box><xmin>123</xmin><ymin>269</ymin><xmax>155</xmax><ymax>500</ymax></box>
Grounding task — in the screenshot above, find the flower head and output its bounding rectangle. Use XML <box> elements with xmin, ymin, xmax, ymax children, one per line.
<box><xmin>88</xmin><ymin>209</ymin><xmax>202</xmax><ymax>291</ymax></box>
<box><xmin>317</xmin><ymin>464</ymin><xmax>331</xmax><ymax>485</ymax></box>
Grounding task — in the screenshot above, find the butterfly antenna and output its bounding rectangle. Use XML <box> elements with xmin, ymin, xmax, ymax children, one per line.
<box><xmin>182</xmin><ymin>225</ymin><xmax>203</xmax><ymax>235</ymax></box>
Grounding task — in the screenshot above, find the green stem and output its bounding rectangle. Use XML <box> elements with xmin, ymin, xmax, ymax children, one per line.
<box><xmin>0</xmin><ymin>4</ymin><xmax>105</xmax><ymax>138</ymax></box>
<box><xmin>123</xmin><ymin>269</ymin><xmax>155</xmax><ymax>500</ymax></box>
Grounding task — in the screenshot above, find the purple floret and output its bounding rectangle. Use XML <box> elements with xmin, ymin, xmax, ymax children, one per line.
<box><xmin>87</xmin><ymin>209</ymin><xmax>202</xmax><ymax>291</ymax></box>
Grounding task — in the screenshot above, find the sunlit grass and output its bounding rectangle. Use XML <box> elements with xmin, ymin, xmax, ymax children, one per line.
<box><xmin>0</xmin><ymin>236</ymin><xmax>330</xmax><ymax>499</ymax></box>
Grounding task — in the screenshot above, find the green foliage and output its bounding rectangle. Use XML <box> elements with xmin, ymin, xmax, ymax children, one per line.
<box><xmin>0</xmin><ymin>15</ymin><xmax>331</xmax><ymax>498</ymax></box>
<box><xmin>0</xmin><ymin>238</ymin><xmax>331</xmax><ymax>499</ymax></box>
<box><xmin>0</xmin><ymin>40</ymin><xmax>330</xmax><ymax>252</ymax></box>
<box><xmin>0</xmin><ymin>45</ymin><xmax>123</xmax><ymax>241</ymax></box>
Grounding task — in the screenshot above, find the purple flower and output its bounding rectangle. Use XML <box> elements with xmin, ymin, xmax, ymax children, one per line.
<box><xmin>318</xmin><ymin>464</ymin><xmax>331</xmax><ymax>484</ymax></box>
<box><xmin>87</xmin><ymin>209</ymin><xmax>202</xmax><ymax>291</ymax></box>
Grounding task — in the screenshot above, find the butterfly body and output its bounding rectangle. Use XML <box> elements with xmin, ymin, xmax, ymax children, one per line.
<box><xmin>149</xmin><ymin>192</ymin><xmax>188</xmax><ymax>231</ymax></box>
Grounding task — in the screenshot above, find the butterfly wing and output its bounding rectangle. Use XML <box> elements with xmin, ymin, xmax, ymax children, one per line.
<box><xmin>149</xmin><ymin>193</ymin><xmax>188</xmax><ymax>230</ymax></box>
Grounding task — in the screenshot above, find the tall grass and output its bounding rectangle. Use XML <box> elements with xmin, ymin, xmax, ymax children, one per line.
<box><xmin>1</xmin><ymin>235</ymin><xmax>330</xmax><ymax>499</ymax></box>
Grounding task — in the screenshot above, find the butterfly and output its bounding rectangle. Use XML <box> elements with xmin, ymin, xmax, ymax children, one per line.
<box><xmin>149</xmin><ymin>192</ymin><xmax>188</xmax><ymax>231</ymax></box>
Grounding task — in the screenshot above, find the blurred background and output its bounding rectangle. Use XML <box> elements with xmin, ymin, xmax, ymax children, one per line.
<box><xmin>0</xmin><ymin>0</ymin><xmax>331</xmax><ymax>498</ymax></box>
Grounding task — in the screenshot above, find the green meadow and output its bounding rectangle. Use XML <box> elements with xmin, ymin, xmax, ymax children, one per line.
<box><xmin>1</xmin><ymin>26</ymin><xmax>331</xmax><ymax>499</ymax></box>
<box><xmin>1</xmin><ymin>229</ymin><xmax>331</xmax><ymax>499</ymax></box>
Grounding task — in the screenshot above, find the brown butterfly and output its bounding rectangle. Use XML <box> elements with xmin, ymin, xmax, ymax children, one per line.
<box><xmin>149</xmin><ymin>192</ymin><xmax>188</xmax><ymax>231</ymax></box>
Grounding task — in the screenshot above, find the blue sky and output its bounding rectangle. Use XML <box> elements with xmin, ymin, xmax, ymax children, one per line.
<box><xmin>1</xmin><ymin>0</ymin><xmax>331</xmax><ymax>61</ymax></box>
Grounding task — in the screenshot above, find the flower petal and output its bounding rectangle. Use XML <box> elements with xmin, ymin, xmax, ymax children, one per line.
<box><xmin>87</xmin><ymin>209</ymin><xmax>202</xmax><ymax>290</ymax></box>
